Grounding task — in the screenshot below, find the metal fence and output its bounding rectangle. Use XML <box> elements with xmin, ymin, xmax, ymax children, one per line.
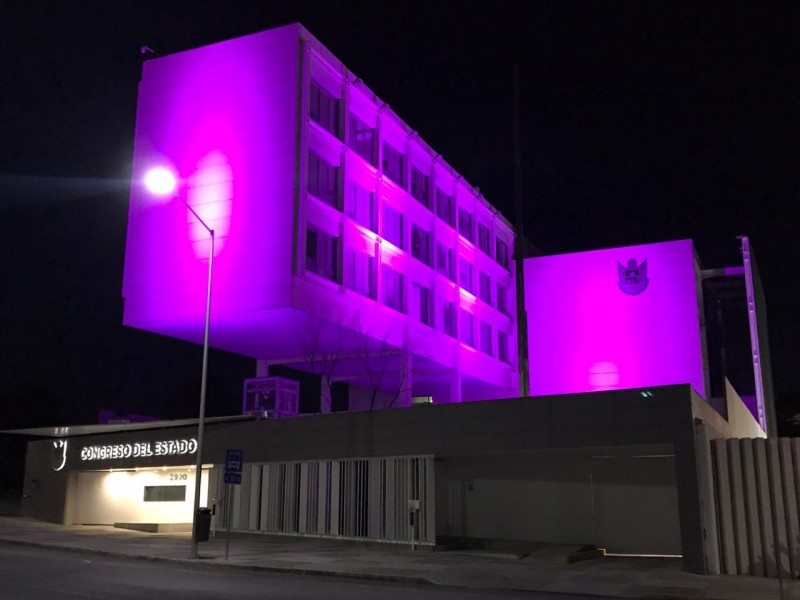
<box><xmin>710</xmin><ymin>437</ymin><xmax>800</xmax><ymax>578</ymax></box>
<box><xmin>215</xmin><ymin>455</ymin><xmax>435</xmax><ymax>545</ymax></box>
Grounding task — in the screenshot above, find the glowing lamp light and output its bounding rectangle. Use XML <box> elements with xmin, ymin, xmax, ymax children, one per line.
<box><xmin>144</xmin><ymin>167</ymin><xmax>178</xmax><ymax>196</ymax></box>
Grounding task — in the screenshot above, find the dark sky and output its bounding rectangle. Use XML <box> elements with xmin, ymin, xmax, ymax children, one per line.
<box><xmin>1</xmin><ymin>1</ymin><xmax>799</xmax><ymax>436</ymax></box>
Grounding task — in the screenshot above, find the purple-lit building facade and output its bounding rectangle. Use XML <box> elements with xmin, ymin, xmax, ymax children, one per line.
<box><xmin>124</xmin><ymin>23</ymin><xmax>518</xmax><ymax>408</ymax></box>
<box><xmin>524</xmin><ymin>238</ymin><xmax>773</xmax><ymax>434</ymax></box>
<box><xmin>11</xmin><ymin>24</ymin><xmax>782</xmax><ymax>579</ymax></box>
<box><xmin>525</xmin><ymin>240</ymin><xmax>707</xmax><ymax>399</ymax></box>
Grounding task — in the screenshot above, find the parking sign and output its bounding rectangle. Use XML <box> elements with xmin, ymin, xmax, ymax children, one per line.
<box><xmin>224</xmin><ymin>449</ymin><xmax>243</xmax><ymax>485</ymax></box>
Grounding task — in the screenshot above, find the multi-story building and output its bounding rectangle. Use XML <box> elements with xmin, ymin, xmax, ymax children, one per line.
<box><xmin>123</xmin><ymin>23</ymin><xmax>518</xmax><ymax>408</ymax></box>
<box><xmin>10</xmin><ymin>24</ymin><xmax>782</xmax><ymax>579</ymax></box>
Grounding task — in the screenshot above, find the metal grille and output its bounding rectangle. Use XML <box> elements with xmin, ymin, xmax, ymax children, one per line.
<box><xmin>216</xmin><ymin>455</ymin><xmax>435</xmax><ymax>545</ymax></box>
<box><xmin>709</xmin><ymin>437</ymin><xmax>800</xmax><ymax>578</ymax></box>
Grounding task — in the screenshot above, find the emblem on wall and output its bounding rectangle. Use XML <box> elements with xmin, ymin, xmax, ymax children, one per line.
<box><xmin>52</xmin><ymin>440</ymin><xmax>68</xmax><ymax>472</ymax></box>
<box><xmin>617</xmin><ymin>258</ymin><xmax>649</xmax><ymax>295</ymax></box>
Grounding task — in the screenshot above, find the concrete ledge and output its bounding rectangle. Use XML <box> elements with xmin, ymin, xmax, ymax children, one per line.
<box><xmin>114</xmin><ymin>523</ymin><xmax>192</xmax><ymax>533</ymax></box>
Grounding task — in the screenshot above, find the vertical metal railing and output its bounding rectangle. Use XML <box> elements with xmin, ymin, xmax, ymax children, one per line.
<box><xmin>216</xmin><ymin>455</ymin><xmax>434</xmax><ymax>545</ymax></box>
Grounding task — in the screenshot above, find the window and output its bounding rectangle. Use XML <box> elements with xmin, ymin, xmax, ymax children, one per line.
<box><xmin>382</xmin><ymin>205</ymin><xmax>403</xmax><ymax>249</ymax></box>
<box><xmin>344</xmin><ymin>247</ymin><xmax>373</xmax><ymax>298</ymax></box>
<box><xmin>308</xmin><ymin>151</ymin><xmax>340</xmax><ymax>208</ymax></box>
<box><xmin>497</xmin><ymin>283</ymin><xmax>509</xmax><ymax>316</ymax></box>
<box><xmin>306</xmin><ymin>225</ymin><xmax>339</xmax><ymax>282</ymax></box>
<box><xmin>496</xmin><ymin>239</ymin><xmax>510</xmax><ymax>270</ymax></box>
<box><xmin>411</xmin><ymin>224</ymin><xmax>430</xmax><ymax>265</ymax></box>
<box><xmin>480</xmin><ymin>321</ymin><xmax>493</xmax><ymax>355</ymax></box>
<box><xmin>478</xmin><ymin>223</ymin><xmax>491</xmax><ymax>255</ymax></box>
<box><xmin>458</xmin><ymin>207</ymin><xmax>473</xmax><ymax>242</ymax></box>
<box><xmin>310</xmin><ymin>80</ymin><xmax>340</xmax><ymax>137</ymax></box>
<box><xmin>479</xmin><ymin>272</ymin><xmax>492</xmax><ymax>305</ymax></box>
<box><xmin>382</xmin><ymin>141</ymin><xmax>405</xmax><ymax>187</ymax></box>
<box><xmin>435</xmin><ymin>243</ymin><xmax>454</xmax><ymax>280</ymax></box>
<box><xmin>383</xmin><ymin>265</ymin><xmax>403</xmax><ymax>312</ymax></box>
<box><xmin>458</xmin><ymin>259</ymin><xmax>472</xmax><ymax>293</ymax></box>
<box><xmin>460</xmin><ymin>312</ymin><xmax>474</xmax><ymax>347</ymax></box>
<box><xmin>410</xmin><ymin>167</ymin><xmax>431</xmax><ymax>208</ymax></box>
<box><xmin>436</xmin><ymin>296</ymin><xmax>455</xmax><ymax>337</ymax></box>
<box><xmin>411</xmin><ymin>283</ymin><xmax>432</xmax><ymax>327</ymax></box>
<box><xmin>435</xmin><ymin>189</ymin><xmax>455</xmax><ymax>227</ymax></box>
<box><xmin>144</xmin><ymin>486</ymin><xmax>186</xmax><ymax>502</ymax></box>
<box><xmin>498</xmin><ymin>331</ymin><xmax>510</xmax><ymax>363</ymax></box>
<box><xmin>347</xmin><ymin>112</ymin><xmax>375</xmax><ymax>165</ymax></box>
<box><xmin>345</xmin><ymin>183</ymin><xmax>374</xmax><ymax>230</ymax></box>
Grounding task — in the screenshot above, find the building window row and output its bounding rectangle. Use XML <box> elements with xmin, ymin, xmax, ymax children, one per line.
<box><xmin>308</xmin><ymin>148</ymin><xmax>508</xmax><ymax>300</ymax></box>
<box><xmin>309</xmin><ymin>77</ymin><xmax>512</xmax><ymax>273</ymax></box>
<box><xmin>305</xmin><ymin>222</ymin><xmax>508</xmax><ymax>352</ymax></box>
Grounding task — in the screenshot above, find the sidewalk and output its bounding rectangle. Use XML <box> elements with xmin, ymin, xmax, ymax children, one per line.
<box><xmin>0</xmin><ymin>516</ymin><xmax>796</xmax><ymax>599</ymax></box>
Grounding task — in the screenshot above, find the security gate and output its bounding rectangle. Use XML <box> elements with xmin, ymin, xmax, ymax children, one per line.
<box><xmin>215</xmin><ymin>455</ymin><xmax>435</xmax><ymax>545</ymax></box>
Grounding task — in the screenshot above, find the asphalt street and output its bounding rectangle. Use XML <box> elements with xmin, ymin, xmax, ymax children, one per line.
<box><xmin>0</xmin><ymin>544</ymin><xmax>622</xmax><ymax>600</ymax></box>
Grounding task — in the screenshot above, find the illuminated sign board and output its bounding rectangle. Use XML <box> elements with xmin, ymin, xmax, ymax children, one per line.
<box><xmin>80</xmin><ymin>438</ymin><xmax>198</xmax><ymax>462</ymax></box>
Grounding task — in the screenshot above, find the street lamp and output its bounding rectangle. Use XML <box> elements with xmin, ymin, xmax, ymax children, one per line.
<box><xmin>144</xmin><ymin>167</ymin><xmax>214</xmax><ymax>559</ymax></box>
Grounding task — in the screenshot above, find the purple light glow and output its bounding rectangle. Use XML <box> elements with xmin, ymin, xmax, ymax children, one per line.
<box><xmin>525</xmin><ymin>240</ymin><xmax>706</xmax><ymax>397</ymax></box>
<box><xmin>124</xmin><ymin>25</ymin><xmax>301</xmax><ymax>340</ymax></box>
<box><xmin>123</xmin><ymin>24</ymin><xmax>518</xmax><ymax>405</ymax></box>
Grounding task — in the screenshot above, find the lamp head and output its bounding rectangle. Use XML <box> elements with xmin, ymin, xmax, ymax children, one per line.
<box><xmin>144</xmin><ymin>167</ymin><xmax>177</xmax><ymax>196</ymax></box>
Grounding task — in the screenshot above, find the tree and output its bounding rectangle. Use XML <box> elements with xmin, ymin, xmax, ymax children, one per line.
<box><xmin>361</xmin><ymin>331</ymin><xmax>412</xmax><ymax>411</ymax></box>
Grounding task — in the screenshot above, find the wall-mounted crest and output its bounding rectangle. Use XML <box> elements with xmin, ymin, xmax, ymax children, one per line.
<box><xmin>618</xmin><ymin>258</ymin><xmax>649</xmax><ymax>295</ymax></box>
<box><xmin>52</xmin><ymin>440</ymin><xmax>68</xmax><ymax>472</ymax></box>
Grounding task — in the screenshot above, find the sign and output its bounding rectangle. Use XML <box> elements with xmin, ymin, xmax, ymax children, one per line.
<box><xmin>617</xmin><ymin>258</ymin><xmax>649</xmax><ymax>295</ymax></box>
<box><xmin>225</xmin><ymin>449</ymin><xmax>243</xmax><ymax>486</ymax></box>
<box><xmin>52</xmin><ymin>440</ymin><xmax>68</xmax><ymax>471</ymax></box>
<box><xmin>224</xmin><ymin>472</ymin><xmax>242</xmax><ymax>485</ymax></box>
<box><xmin>80</xmin><ymin>438</ymin><xmax>197</xmax><ymax>462</ymax></box>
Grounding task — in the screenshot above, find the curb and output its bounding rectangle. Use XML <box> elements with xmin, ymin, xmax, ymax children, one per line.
<box><xmin>0</xmin><ymin>537</ymin><xmax>434</xmax><ymax>586</ymax></box>
<box><xmin>0</xmin><ymin>537</ymin><xmax>761</xmax><ymax>600</ymax></box>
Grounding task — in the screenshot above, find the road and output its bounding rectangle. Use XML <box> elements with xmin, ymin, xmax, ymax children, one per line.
<box><xmin>0</xmin><ymin>544</ymin><xmax>621</xmax><ymax>600</ymax></box>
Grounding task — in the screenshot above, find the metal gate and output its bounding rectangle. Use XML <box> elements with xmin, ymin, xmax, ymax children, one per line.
<box><xmin>709</xmin><ymin>437</ymin><xmax>800</xmax><ymax>578</ymax></box>
<box><xmin>215</xmin><ymin>455</ymin><xmax>435</xmax><ymax>545</ymax></box>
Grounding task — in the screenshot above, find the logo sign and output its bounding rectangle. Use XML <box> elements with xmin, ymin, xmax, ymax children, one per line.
<box><xmin>617</xmin><ymin>258</ymin><xmax>649</xmax><ymax>295</ymax></box>
<box><xmin>52</xmin><ymin>440</ymin><xmax>68</xmax><ymax>471</ymax></box>
<box><xmin>224</xmin><ymin>449</ymin><xmax>243</xmax><ymax>485</ymax></box>
<box><xmin>80</xmin><ymin>438</ymin><xmax>198</xmax><ymax>462</ymax></box>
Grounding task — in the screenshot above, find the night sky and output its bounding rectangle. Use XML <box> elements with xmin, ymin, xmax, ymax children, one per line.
<box><xmin>2</xmin><ymin>0</ymin><xmax>799</xmax><ymax>458</ymax></box>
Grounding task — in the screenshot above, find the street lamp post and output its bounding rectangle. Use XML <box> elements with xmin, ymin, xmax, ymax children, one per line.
<box><xmin>144</xmin><ymin>167</ymin><xmax>214</xmax><ymax>559</ymax></box>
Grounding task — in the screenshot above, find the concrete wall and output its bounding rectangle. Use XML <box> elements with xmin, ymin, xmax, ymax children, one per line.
<box><xmin>437</xmin><ymin>448</ymin><xmax>680</xmax><ymax>555</ymax></box>
<box><xmin>592</xmin><ymin>455</ymin><xmax>681</xmax><ymax>554</ymax></box>
<box><xmin>21</xmin><ymin>440</ymin><xmax>71</xmax><ymax>524</ymax></box>
<box><xmin>22</xmin><ymin>386</ymin><xmax>711</xmax><ymax>570</ymax></box>
<box><xmin>72</xmin><ymin>468</ymin><xmax>208</xmax><ymax>525</ymax></box>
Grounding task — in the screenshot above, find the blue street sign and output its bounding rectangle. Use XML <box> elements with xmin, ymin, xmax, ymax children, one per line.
<box><xmin>225</xmin><ymin>449</ymin><xmax>243</xmax><ymax>472</ymax></box>
<box><xmin>225</xmin><ymin>449</ymin><xmax>243</xmax><ymax>485</ymax></box>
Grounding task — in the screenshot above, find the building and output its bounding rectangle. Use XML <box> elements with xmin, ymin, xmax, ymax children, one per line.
<box><xmin>524</xmin><ymin>237</ymin><xmax>775</xmax><ymax>435</ymax></box>
<box><xmin>6</xmin><ymin>24</ymin><xmax>786</xmax><ymax>579</ymax></box>
<box><xmin>123</xmin><ymin>23</ymin><xmax>518</xmax><ymax>409</ymax></box>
